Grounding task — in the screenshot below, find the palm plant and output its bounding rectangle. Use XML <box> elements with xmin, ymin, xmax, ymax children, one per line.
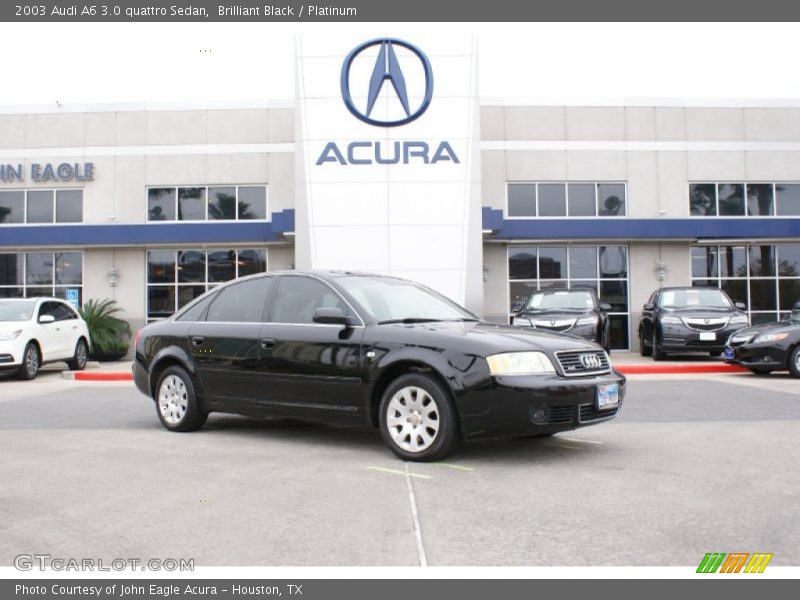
<box><xmin>78</xmin><ymin>299</ymin><xmax>131</xmax><ymax>356</ymax></box>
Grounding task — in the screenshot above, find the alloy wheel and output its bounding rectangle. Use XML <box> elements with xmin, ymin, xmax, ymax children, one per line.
<box><xmin>158</xmin><ymin>375</ymin><xmax>188</xmax><ymax>425</ymax></box>
<box><xmin>385</xmin><ymin>386</ymin><xmax>440</xmax><ymax>453</ymax></box>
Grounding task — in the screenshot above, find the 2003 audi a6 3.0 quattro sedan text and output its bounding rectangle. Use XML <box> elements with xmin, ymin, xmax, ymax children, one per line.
<box><xmin>133</xmin><ymin>271</ymin><xmax>625</xmax><ymax>460</ymax></box>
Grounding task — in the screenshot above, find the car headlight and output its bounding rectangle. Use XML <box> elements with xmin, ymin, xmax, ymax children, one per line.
<box><xmin>730</xmin><ymin>315</ymin><xmax>750</xmax><ymax>325</ymax></box>
<box><xmin>0</xmin><ymin>330</ymin><xmax>21</xmax><ymax>341</ymax></box>
<box><xmin>576</xmin><ymin>316</ymin><xmax>597</xmax><ymax>326</ymax></box>
<box><xmin>486</xmin><ymin>351</ymin><xmax>555</xmax><ymax>375</ymax></box>
<box><xmin>754</xmin><ymin>332</ymin><xmax>789</xmax><ymax>343</ymax></box>
<box><xmin>660</xmin><ymin>316</ymin><xmax>682</xmax><ymax>325</ymax></box>
<box><xmin>511</xmin><ymin>316</ymin><xmax>532</xmax><ymax>327</ymax></box>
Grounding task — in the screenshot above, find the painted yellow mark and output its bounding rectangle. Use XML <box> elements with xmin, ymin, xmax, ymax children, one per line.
<box><xmin>559</xmin><ymin>437</ymin><xmax>603</xmax><ymax>445</ymax></box>
<box><xmin>367</xmin><ymin>466</ymin><xmax>433</xmax><ymax>480</ymax></box>
<box><xmin>432</xmin><ymin>463</ymin><xmax>475</xmax><ymax>472</ymax></box>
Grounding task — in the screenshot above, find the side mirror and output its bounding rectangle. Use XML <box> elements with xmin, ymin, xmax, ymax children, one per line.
<box><xmin>38</xmin><ymin>314</ymin><xmax>55</xmax><ymax>324</ymax></box>
<box><xmin>313</xmin><ymin>307</ymin><xmax>350</xmax><ymax>326</ymax></box>
<box><xmin>643</xmin><ymin>303</ymin><xmax>654</xmax><ymax>311</ymax></box>
<box><xmin>600</xmin><ymin>303</ymin><xmax>612</xmax><ymax>312</ymax></box>
<box><xmin>735</xmin><ymin>301</ymin><xmax>746</xmax><ymax>310</ymax></box>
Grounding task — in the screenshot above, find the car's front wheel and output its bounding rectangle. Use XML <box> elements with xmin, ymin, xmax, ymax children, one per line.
<box><xmin>155</xmin><ymin>366</ymin><xmax>207</xmax><ymax>432</ymax></box>
<box><xmin>652</xmin><ymin>331</ymin><xmax>665</xmax><ymax>361</ymax></box>
<box><xmin>17</xmin><ymin>342</ymin><xmax>40</xmax><ymax>380</ymax></box>
<box><xmin>379</xmin><ymin>373</ymin><xmax>459</xmax><ymax>462</ymax></box>
<box><xmin>639</xmin><ymin>329</ymin><xmax>652</xmax><ymax>357</ymax></box>
<box><xmin>67</xmin><ymin>338</ymin><xmax>89</xmax><ymax>371</ymax></box>
<box><xmin>788</xmin><ymin>347</ymin><xmax>800</xmax><ymax>379</ymax></box>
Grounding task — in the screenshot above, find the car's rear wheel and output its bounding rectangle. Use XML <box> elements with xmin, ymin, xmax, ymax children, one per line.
<box><xmin>788</xmin><ymin>347</ymin><xmax>800</xmax><ymax>379</ymax></box>
<box><xmin>17</xmin><ymin>342</ymin><xmax>40</xmax><ymax>380</ymax></box>
<box><xmin>639</xmin><ymin>329</ymin><xmax>652</xmax><ymax>357</ymax></box>
<box><xmin>749</xmin><ymin>367</ymin><xmax>772</xmax><ymax>376</ymax></box>
<box><xmin>155</xmin><ymin>366</ymin><xmax>207</xmax><ymax>432</ymax></box>
<box><xmin>379</xmin><ymin>373</ymin><xmax>459</xmax><ymax>462</ymax></box>
<box><xmin>651</xmin><ymin>331</ymin><xmax>665</xmax><ymax>361</ymax></box>
<box><xmin>67</xmin><ymin>338</ymin><xmax>89</xmax><ymax>371</ymax></box>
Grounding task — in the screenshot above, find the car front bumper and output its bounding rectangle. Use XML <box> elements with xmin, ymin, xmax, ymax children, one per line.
<box><xmin>659</xmin><ymin>325</ymin><xmax>747</xmax><ymax>352</ymax></box>
<box><xmin>459</xmin><ymin>370</ymin><xmax>626</xmax><ymax>440</ymax></box>
<box><xmin>0</xmin><ymin>340</ymin><xmax>24</xmax><ymax>370</ymax></box>
<box><xmin>725</xmin><ymin>343</ymin><xmax>788</xmax><ymax>370</ymax></box>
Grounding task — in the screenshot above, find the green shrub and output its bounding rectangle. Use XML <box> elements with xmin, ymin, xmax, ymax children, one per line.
<box><xmin>78</xmin><ymin>299</ymin><xmax>131</xmax><ymax>354</ymax></box>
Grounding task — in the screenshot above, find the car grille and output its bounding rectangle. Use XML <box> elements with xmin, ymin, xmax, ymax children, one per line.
<box><xmin>554</xmin><ymin>349</ymin><xmax>611</xmax><ymax>377</ymax></box>
<box><xmin>532</xmin><ymin>318</ymin><xmax>575</xmax><ymax>333</ymax></box>
<box><xmin>682</xmin><ymin>317</ymin><xmax>729</xmax><ymax>332</ymax></box>
<box><xmin>579</xmin><ymin>403</ymin><xmax>620</xmax><ymax>423</ymax></box>
<box><xmin>547</xmin><ymin>406</ymin><xmax>574</xmax><ymax>425</ymax></box>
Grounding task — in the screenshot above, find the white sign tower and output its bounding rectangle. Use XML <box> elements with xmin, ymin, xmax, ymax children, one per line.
<box><xmin>294</xmin><ymin>34</ymin><xmax>483</xmax><ymax>314</ymax></box>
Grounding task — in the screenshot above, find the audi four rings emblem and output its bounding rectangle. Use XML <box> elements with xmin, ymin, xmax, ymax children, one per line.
<box><xmin>580</xmin><ymin>354</ymin><xmax>603</xmax><ymax>369</ymax></box>
<box><xmin>340</xmin><ymin>38</ymin><xmax>434</xmax><ymax>127</ymax></box>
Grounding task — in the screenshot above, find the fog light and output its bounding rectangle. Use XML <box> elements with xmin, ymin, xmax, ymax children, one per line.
<box><xmin>530</xmin><ymin>407</ymin><xmax>549</xmax><ymax>424</ymax></box>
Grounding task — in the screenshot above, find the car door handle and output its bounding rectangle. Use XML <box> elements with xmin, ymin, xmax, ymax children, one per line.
<box><xmin>260</xmin><ymin>338</ymin><xmax>276</xmax><ymax>349</ymax></box>
<box><xmin>191</xmin><ymin>336</ymin><xmax>205</xmax><ymax>346</ymax></box>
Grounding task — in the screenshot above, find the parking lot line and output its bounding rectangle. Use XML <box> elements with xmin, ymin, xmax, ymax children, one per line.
<box><xmin>559</xmin><ymin>437</ymin><xmax>604</xmax><ymax>445</ymax></box>
<box><xmin>366</xmin><ymin>466</ymin><xmax>433</xmax><ymax>480</ymax></box>
<box><xmin>404</xmin><ymin>463</ymin><xmax>428</xmax><ymax>567</ymax></box>
<box><xmin>540</xmin><ymin>440</ymin><xmax>583</xmax><ymax>450</ymax></box>
<box><xmin>431</xmin><ymin>462</ymin><xmax>475</xmax><ymax>472</ymax></box>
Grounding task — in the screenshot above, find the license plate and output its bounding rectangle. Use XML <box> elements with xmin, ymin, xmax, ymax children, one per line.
<box><xmin>724</xmin><ymin>347</ymin><xmax>734</xmax><ymax>360</ymax></box>
<box><xmin>699</xmin><ymin>332</ymin><xmax>716</xmax><ymax>341</ymax></box>
<box><xmin>597</xmin><ymin>383</ymin><xmax>619</xmax><ymax>411</ymax></box>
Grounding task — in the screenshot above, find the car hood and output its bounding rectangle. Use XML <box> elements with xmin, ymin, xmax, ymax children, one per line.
<box><xmin>0</xmin><ymin>321</ymin><xmax>29</xmax><ymax>333</ymax></box>
<box><xmin>660</xmin><ymin>307</ymin><xmax>738</xmax><ymax>317</ymax></box>
<box><xmin>376</xmin><ymin>320</ymin><xmax>603</xmax><ymax>355</ymax></box>
<box><xmin>734</xmin><ymin>320</ymin><xmax>800</xmax><ymax>338</ymax></box>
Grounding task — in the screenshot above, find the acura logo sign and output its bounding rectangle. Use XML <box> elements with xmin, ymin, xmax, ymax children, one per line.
<box><xmin>579</xmin><ymin>354</ymin><xmax>602</xmax><ymax>370</ymax></box>
<box><xmin>340</xmin><ymin>38</ymin><xmax>434</xmax><ymax>127</ymax></box>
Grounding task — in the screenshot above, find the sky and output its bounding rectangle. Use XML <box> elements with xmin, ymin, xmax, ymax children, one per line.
<box><xmin>2</xmin><ymin>22</ymin><xmax>800</xmax><ymax>107</ymax></box>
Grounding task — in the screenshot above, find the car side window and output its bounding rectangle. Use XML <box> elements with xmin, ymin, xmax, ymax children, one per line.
<box><xmin>271</xmin><ymin>277</ymin><xmax>353</xmax><ymax>324</ymax></box>
<box><xmin>53</xmin><ymin>302</ymin><xmax>77</xmax><ymax>321</ymax></box>
<box><xmin>205</xmin><ymin>277</ymin><xmax>272</xmax><ymax>323</ymax></box>
<box><xmin>176</xmin><ymin>292</ymin><xmax>217</xmax><ymax>322</ymax></box>
<box><xmin>38</xmin><ymin>301</ymin><xmax>59</xmax><ymax>321</ymax></box>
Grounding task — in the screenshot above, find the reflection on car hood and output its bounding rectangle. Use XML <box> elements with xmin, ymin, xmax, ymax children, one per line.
<box><xmin>377</xmin><ymin>320</ymin><xmax>603</xmax><ymax>355</ymax></box>
<box><xmin>735</xmin><ymin>320</ymin><xmax>800</xmax><ymax>338</ymax></box>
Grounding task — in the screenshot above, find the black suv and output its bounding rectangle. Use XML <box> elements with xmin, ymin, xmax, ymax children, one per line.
<box><xmin>512</xmin><ymin>289</ymin><xmax>611</xmax><ymax>351</ymax></box>
<box><xmin>638</xmin><ymin>287</ymin><xmax>749</xmax><ymax>360</ymax></box>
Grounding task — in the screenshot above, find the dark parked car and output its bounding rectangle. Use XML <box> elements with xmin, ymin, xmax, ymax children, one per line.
<box><xmin>511</xmin><ymin>288</ymin><xmax>612</xmax><ymax>351</ymax></box>
<box><xmin>638</xmin><ymin>287</ymin><xmax>749</xmax><ymax>360</ymax></box>
<box><xmin>133</xmin><ymin>271</ymin><xmax>625</xmax><ymax>461</ymax></box>
<box><xmin>724</xmin><ymin>301</ymin><xmax>800</xmax><ymax>377</ymax></box>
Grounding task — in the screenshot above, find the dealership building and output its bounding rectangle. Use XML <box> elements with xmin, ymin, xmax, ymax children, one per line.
<box><xmin>2</xmin><ymin>35</ymin><xmax>800</xmax><ymax>352</ymax></box>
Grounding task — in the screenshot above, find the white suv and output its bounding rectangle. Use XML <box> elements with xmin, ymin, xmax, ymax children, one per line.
<box><xmin>0</xmin><ymin>297</ymin><xmax>91</xmax><ymax>380</ymax></box>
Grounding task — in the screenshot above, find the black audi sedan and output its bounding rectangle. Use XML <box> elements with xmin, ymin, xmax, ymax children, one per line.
<box><xmin>638</xmin><ymin>287</ymin><xmax>749</xmax><ymax>360</ymax></box>
<box><xmin>724</xmin><ymin>303</ymin><xmax>800</xmax><ymax>377</ymax></box>
<box><xmin>511</xmin><ymin>288</ymin><xmax>612</xmax><ymax>351</ymax></box>
<box><xmin>133</xmin><ymin>271</ymin><xmax>625</xmax><ymax>461</ymax></box>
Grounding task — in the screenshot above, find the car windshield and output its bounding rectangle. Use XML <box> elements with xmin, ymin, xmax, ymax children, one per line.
<box><xmin>524</xmin><ymin>290</ymin><xmax>595</xmax><ymax>311</ymax></box>
<box><xmin>0</xmin><ymin>300</ymin><xmax>35</xmax><ymax>322</ymax></box>
<box><xmin>336</xmin><ymin>276</ymin><xmax>478</xmax><ymax>323</ymax></box>
<box><xmin>659</xmin><ymin>288</ymin><xmax>732</xmax><ymax>309</ymax></box>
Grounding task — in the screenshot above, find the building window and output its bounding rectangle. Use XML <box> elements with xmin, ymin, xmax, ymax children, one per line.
<box><xmin>691</xmin><ymin>243</ymin><xmax>800</xmax><ymax>324</ymax></box>
<box><xmin>0</xmin><ymin>251</ymin><xmax>83</xmax><ymax>303</ymax></box>
<box><xmin>147</xmin><ymin>185</ymin><xmax>268</xmax><ymax>222</ymax></box>
<box><xmin>508</xmin><ymin>245</ymin><xmax>630</xmax><ymax>350</ymax></box>
<box><xmin>146</xmin><ymin>248</ymin><xmax>268</xmax><ymax>320</ymax></box>
<box><xmin>0</xmin><ymin>189</ymin><xmax>83</xmax><ymax>224</ymax></box>
<box><xmin>689</xmin><ymin>182</ymin><xmax>800</xmax><ymax>217</ymax></box>
<box><xmin>507</xmin><ymin>182</ymin><xmax>626</xmax><ymax>218</ymax></box>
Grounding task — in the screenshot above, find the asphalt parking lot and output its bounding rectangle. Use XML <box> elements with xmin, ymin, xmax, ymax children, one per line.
<box><xmin>0</xmin><ymin>370</ymin><xmax>798</xmax><ymax>567</ymax></box>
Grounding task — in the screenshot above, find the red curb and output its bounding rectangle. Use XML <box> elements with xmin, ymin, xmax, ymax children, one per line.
<box><xmin>616</xmin><ymin>364</ymin><xmax>747</xmax><ymax>375</ymax></box>
<box><xmin>73</xmin><ymin>372</ymin><xmax>133</xmax><ymax>381</ymax></box>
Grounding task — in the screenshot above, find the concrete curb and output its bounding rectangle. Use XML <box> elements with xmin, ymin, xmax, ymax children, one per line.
<box><xmin>61</xmin><ymin>363</ymin><xmax>749</xmax><ymax>381</ymax></box>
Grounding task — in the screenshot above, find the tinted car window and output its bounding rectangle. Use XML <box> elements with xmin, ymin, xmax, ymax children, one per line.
<box><xmin>38</xmin><ymin>301</ymin><xmax>61</xmax><ymax>320</ymax></box>
<box><xmin>176</xmin><ymin>292</ymin><xmax>217</xmax><ymax>322</ymax></box>
<box><xmin>272</xmin><ymin>277</ymin><xmax>352</xmax><ymax>324</ymax></box>
<box><xmin>206</xmin><ymin>277</ymin><xmax>271</xmax><ymax>323</ymax></box>
<box><xmin>52</xmin><ymin>302</ymin><xmax>77</xmax><ymax>321</ymax></box>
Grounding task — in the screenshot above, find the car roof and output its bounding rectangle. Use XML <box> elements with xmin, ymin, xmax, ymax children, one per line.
<box><xmin>0</xmin><ymin>297</ymin><xmax>64</xmax><ymax>303</ymax></box>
